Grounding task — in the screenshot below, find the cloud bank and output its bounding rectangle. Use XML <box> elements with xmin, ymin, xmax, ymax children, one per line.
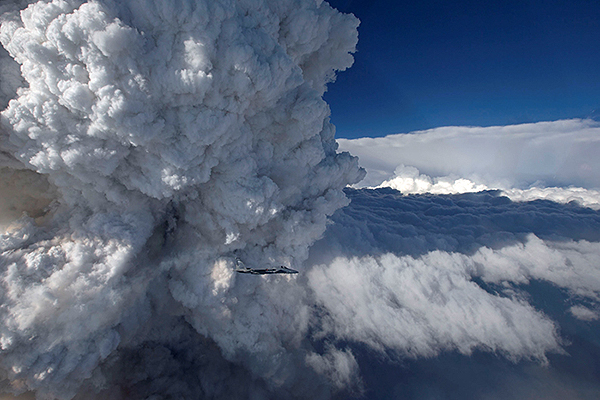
<box><xmin>329</xmin><ymin>121</ymin><xmax>600</xmax><ymax>398</ymax></box>
<box><xmin>338</xmin><ymin>119</ymin><xmax>600</xmax><ymax>190</ymax></box>
<box><xmin>308</xmin><ymin>188</ymin><xmax>600</xmax><ymax>399</ymax></box>
<box><xmin>1</xmin><ymin>1</ymin><xmax>599</xmax><ymax>399</ymax></box>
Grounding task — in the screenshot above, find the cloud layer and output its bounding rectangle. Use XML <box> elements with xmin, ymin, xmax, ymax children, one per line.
<box><xmin>329</xmin><ymin>122</ymin><xmax>600</xmax><ymax>398</ymax></box>
<box><xmin>308</xmin><ymin>188</ymin><xmax>600</xmax><ymax>399</ymax></box>
<box><xmin>339</xmin><ymin>119</ymin><xmax>600</xmax><ymax>190</ymax></box>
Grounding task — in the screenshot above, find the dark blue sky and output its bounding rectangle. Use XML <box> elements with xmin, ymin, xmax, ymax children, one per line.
<box><xmin>325</xmin><ymin>0</ymin><xmax>600</xmax><ymax>138</ymax></box>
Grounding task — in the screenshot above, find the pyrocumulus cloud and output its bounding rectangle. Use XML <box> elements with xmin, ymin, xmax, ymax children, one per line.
<box><xmin>0</xmin><ymin>0</ymin><xmax>363</xmax><ymax>398</ymax></box>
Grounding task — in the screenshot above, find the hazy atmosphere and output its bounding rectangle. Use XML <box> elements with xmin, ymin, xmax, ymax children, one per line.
<box><xmin>1</xmin><ymin>1</ymin><xmax>599</xmax><ymax>399</ymax></box>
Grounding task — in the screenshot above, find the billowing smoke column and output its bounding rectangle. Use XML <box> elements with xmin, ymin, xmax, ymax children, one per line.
<box><xmin>0</xmin><ymin>0</ymin><xmax>363</xmax><ymax>398</ymax></box>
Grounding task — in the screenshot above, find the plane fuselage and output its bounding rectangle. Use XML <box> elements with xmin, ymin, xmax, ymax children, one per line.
<box><xmin>235</xmin><ymin>266</ymin><xmax>298</xmax><ymax>275</ymax></box>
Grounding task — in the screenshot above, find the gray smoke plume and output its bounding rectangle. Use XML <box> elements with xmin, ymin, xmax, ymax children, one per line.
<box><xmin>0</xmin><ymin>1</ymin><xmax>363</xmax><ymax>398</ymax></box>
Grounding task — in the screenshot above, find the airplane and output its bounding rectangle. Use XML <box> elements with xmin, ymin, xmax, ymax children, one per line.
<box><xmin>234</xmin><ymin>258</ymin><xmax>298</xmax><ymax>275</ymax></box>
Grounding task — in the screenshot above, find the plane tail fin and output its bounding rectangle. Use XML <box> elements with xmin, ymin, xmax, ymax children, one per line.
<box><xmin>234</xmin><ymin>257</ymin><xmax>247</xmax><ymax>271</ymax></box>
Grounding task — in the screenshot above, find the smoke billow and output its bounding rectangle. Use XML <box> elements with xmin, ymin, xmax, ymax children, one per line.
<box><xmin>0</xmin><ymin>0</ymin><xmax>363</xmax><ymax>398</ymax></box>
